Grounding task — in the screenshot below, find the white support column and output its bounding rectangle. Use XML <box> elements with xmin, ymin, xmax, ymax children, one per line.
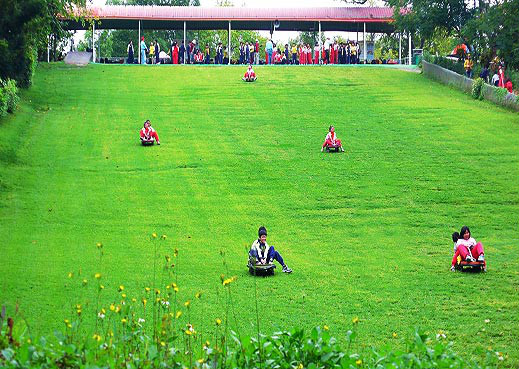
<box><xmin>47</xmin><ymin>35</ymin><xmax>50</xmax><ymax>63</ymax></box>
<box><xmin>183</xmin><ymin>21</ymin><xmax>186</xmax><ymax>64</ymax></box>
<box><xmin>408</xmin><ymin>31</ymin><xmax>412</xmax><ymax>65</ymax></box>
<box><xmin>398</xmin><ymin>32</ymin><xmax>402</xmax><ymax>64</ymax></box>
<box><xmin>138</xmin><ymin>20</ymin><xmax>141</xmax><ymax>64</ymax></box>
<box><xmin>363</xmin><ymin>22</ymin><xmax>367</xmax><ymax>63</ymax></box>
<box><xmin>228</xmin><ymin>21</ymin><xmax>231</xmax><ymax>65</ymax></box>
<box><xmin>318</xmin><ymin>21</ymin><xmax>322</xmax><ymax>64</ymax></box>
<box><xmin>92</xmin><ymin>22</ymin><xmax>96</xmax><ymax>62</ymax></box>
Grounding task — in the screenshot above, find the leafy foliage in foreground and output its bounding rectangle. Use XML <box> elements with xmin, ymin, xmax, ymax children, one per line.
<box><xmin>0</xmin><ymin>317</ymin><xmax>505</xmax><ymax>369</ymax></box>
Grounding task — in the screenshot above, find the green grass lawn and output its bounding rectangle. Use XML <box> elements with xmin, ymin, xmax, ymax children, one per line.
<box><xmin>1</xmin><ymin>63</ymin><xmax>518</xmax><ymax>365</ymax></box>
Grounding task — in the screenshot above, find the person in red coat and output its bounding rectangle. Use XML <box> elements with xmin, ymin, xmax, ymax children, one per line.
<box><xmin>498</xmin><ymin>65</ymin><xmax>505</xmax><ymax>88</ymax></box>
<box><xmin>140</xmin><ymin>120</ymin><xmax>160</xmax><ymax>145</ymax></box>
<box><xmin>171</xmin><ymin>42</ymin><xmax>179</xmax><ymax>64</ymax></box>
<box><xmin>242</xmin><ymin>65</ymin><xmax>257</xmax><ymax>81</ymax></box>
<box><xmin>306</xmin><ymin>44</ymin><xmax>312</xmax><ymax>65</ymax></box>
<box><xmin>505</xmin><ymin>78</ymin><xmax>513</xmax><ymax>93</ymax></box>
<box><xmin>321</xmin><ymin>125</ymin><xmax>344</xmax><ymax>152</ymax></box>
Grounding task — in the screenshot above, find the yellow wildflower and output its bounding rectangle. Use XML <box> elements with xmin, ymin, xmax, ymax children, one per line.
<box><xmin>155</xmin><ymin>289</ymin><xmax>160</xmax><ymax>295</ymax></box>
<box><xmin>132</xmin><ymin>298</ymin><xmax>137</xmax><ymax>303</ymax></box>
<box><xmin>118</xmin><ymin>285</ymin><xmax>124</xmax><ymax>292</ymax></box>
<box><xmin>152</xmin><ymin>232</ymin><xmax>157</xmax><ymax>238</ymax></box>
<box><xmin>142</xmin><ymin>298</ymin><xmax>147</xmax><ymax>307</ymax></box>
<box><xmin>356</xmin><ymin>359</ymin><xmax>362</xmax><ymax>366</ymax></box>
<box><xmin>352</xmin><ymin>317</ymin><xmax>360</xmax><ymax>324</ymax></box>
<box><xmin>101</xmin><ymin>308</ymin><xmax>106</xmax><ymax>314</ymax></box>
<box><xmin>94</xmin><ymin>273</ymin><xmax>101</xmax><ymax>279</ymax></box>
<box><xmin>174</xmin><ymin>248</ymin><xmax>178</xmax><ymax>256</ymax></box>
<box><xmin>145</xmin><ymin>287</ymin><xmax>151</xmax><ymax>293</ymax></box>
<box><xmin>184</xmin><ymin>300</ymin><xmax>190</xmax><ymax>307</ymax></box>
<box><xmin>82</xmin><ymin>279</ymin><xmax>88</xmax><ymax>286</ymax></box>
<box><xmin>27</xmin><ymin>338</ymin><xmax>32</xmax><ymax>344</ymax></box>
<box><xmin>99</xmin><ymin>284</ymin><xmax>105</xmax><ymax>290</ymax></box>
<box><xmin>195</xmin><ymin>292</ymin><xmax>202</xmax><ymax>299</ymax></box>
<box><xmin>68</xmin><ymin>272</ymin><xmax>73</xmax><ymax>278</ymax></box>
<box><xmin>160</xmin><ymin>341</ymin><xmax>166</xmax><ymax>347</ymax></box>
<box><xmin>215</xmin><ymin>318</ymin><xmax>222</xmax><ymax>326</ymax></box>
<box><xmin>392</xmin><ymin>332</ymin><xmax>398</xmax><ymax>338</ymax></box>
<box><xmin>96</xmin><ymin>242</ymin><xmax>103</xmax><ymax>249</ymax></box>
<box><xmin>121</xmin><ymin>293</ymin><xmax>127</xmax><ymax>299</ymax></box>
<box><xmin>110</xmin><ymin>304</ymin><xmax>115</xmax><ymax>312</ymax></box>
<box><xmin>176</xmin><ymin>311</ymin><xmax>182</xmax><ymax>319</ymax></box>
<box><xmin>115</xmin><ymin>305</ymin><xmax>121</xmax><ymax>313</ymax></box>
<box><xmin>121</xmin><ymin>318</ymin><xmax>127</xmax><ymax>324</ymax></box>
<box><xmin>165</xmin><ymin>255</ymin><xmax>171</xmax><ymax>262</ymax></box>
<box><xmin>197</xmin><ymin>358</ymin><xmax>204</xmax><ymax>364</ymax></box>
<box><xmin>185</xmin><ymin>329</ymin><xmax>192</xmax><ymax>335</ymax></box>
<box><xmin>64</xmin><ymin>319</ymin><xmax>72</xmax><ymax>328</ymax></box>
<box><xmin>161</xmin><ymin>234</ymin><xmax>167</xmax><ymax>240</ymax></box>
<box><xmin>92</xmin><ymin>333</ymin><xmax>102</xmax><ymax>342</ymax></box>
<box><xmin>297</xmin><ymin>364</ymin><xmax>303</xmax><ymax>369</ymax></box>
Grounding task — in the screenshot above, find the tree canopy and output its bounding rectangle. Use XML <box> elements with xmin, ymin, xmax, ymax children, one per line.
<box><xmin>0</xmin><ymin>0</ymin><xmax>85</xmax><ymax>87</ymax></box>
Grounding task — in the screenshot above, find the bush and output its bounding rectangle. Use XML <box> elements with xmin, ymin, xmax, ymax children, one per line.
<box><xmin>1</xmin><ymin>79</ymin><xmax>19</xmax><ymax>113</ymax></box>
<box><xmin>0</xmin><ymin>79</ymin><xmax>7</xmax><ymax>118</ymax></box>
<box><xmin>472</xmin><ymin>77</ymin><xmax>485</xmax><ymax>100</ymax></box>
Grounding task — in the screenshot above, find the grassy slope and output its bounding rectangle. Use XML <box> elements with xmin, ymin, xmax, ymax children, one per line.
<box><xmin>0</xmin><ymin>63</ymin><xmax>518</xmax><ymax>364</ymax></box>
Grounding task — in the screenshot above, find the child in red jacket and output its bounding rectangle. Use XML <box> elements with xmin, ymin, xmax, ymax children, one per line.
<box><xmin>242</xmin><ymin>65</ymin><xmax>257</xmax><ymax>81</ymax></box>
<box><xmin>140</xmin><ymin>120</ymin><xmax>160</xmax><ymax>145</ymax></box>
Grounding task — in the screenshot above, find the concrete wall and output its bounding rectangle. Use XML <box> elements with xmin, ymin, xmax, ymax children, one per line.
<box><xmin>422</xmin><ymin>60</ymin><xmax>519</xmax><ymax>112</ymax></box>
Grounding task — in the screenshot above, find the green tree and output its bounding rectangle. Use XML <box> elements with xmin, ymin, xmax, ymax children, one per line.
<box><xmin>0</xmin><ymin>0</ymin><xmax>85</xmax><ymax>87</ymax></box>
<box><xmin>462</xmin><ymin>0</ymin><xmax>519</xmax><ymax>69</ymax></box>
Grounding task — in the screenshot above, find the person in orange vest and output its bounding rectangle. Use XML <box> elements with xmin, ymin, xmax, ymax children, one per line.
<box><xmin>464</xmin><ymin>55</ymin><xmax>473</xmax><ymax>78</ymax></box>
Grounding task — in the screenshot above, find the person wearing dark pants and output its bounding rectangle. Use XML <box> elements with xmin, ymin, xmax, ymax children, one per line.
<box><xmin>179</xmin><ymin>41</ymin><xmax>185</xmax><ymax>64</ymax></box>
<box><xmin>249</xmin><ymin>226</ymin><xmax>292</xmax><ymax>273</ymax></box>
<box><xmin>154</xmin><ymin>40</ymin><xmax>160</xmax><ymax>64</ymax></box>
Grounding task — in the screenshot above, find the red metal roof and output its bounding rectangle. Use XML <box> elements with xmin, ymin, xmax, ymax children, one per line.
<box><xmin>82</xmin><ymin>5</ymin><xmax>395</xmax><ymax>23</ymax></box>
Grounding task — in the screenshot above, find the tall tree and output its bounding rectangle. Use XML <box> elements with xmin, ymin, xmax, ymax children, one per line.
<box><xmin>0</xmin><ymin>0</ymin><xmax>85</xmax><ymax>87</ymax></box>
<box><xmin>384</xmin><ymin>0</ymin><xmax>473</xmax><ymax>48</ymax></box>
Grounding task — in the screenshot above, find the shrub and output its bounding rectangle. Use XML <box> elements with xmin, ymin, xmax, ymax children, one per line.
<box><xmin>472</xmin><ymin>77</ymin><xmax>485</xmax><ymax>100</ymax></box>
<box><xmin>0</xmin><ymin>79</ymin><xmax>7</xmax><ymax>118</ymax></box>
<box><xmin>1</xmin><ymin>79</ymin><xmax>19</xmax><ymax>113</ymax></box>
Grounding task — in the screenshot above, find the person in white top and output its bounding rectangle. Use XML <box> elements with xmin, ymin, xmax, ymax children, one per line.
<box><xmin>249</xmin><ymin>226</ymin><xmax>292</xmax><ymax>273</ymax></box>
<box><xmin>451</xmin><ymin>226</ymin><xmax>486</xmax><ymax>271</ymax></box>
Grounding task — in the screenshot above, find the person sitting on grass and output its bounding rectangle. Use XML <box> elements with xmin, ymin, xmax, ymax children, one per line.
<box><xmin>140</xmin><ymin>120</ymin><xmax>160</xmax><ymax>145</ymax></box>
<box><xmin>242</xmin><ymin>65</ymin><xmax>257</xmax><ymax>82</ymax></box>
<box><xmin>321</xmin><ymin>125</ymin><xmax>344</xmax><ymax>152</ymax></box>
<box><xmin>249</xmin><ymin>226</ymin><xmax>292</xmax><ymax>273</ymax></box>
<box><xmin>451</xmin><ymin>225</ymin><xmax>486</xmax><ymax>271</ymax></box>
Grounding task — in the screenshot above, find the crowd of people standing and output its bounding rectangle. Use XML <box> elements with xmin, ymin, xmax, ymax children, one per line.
<box><xmin>129</xmin><ymin>37</ymin><xmax>364</xmax><ymax>66</ymax></box>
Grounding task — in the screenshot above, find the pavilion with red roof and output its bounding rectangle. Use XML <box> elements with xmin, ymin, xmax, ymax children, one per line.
<box><xmin>60</xmin><ymin>6</ymin><xmax>412</xmax><ymax>65</ymax></box>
